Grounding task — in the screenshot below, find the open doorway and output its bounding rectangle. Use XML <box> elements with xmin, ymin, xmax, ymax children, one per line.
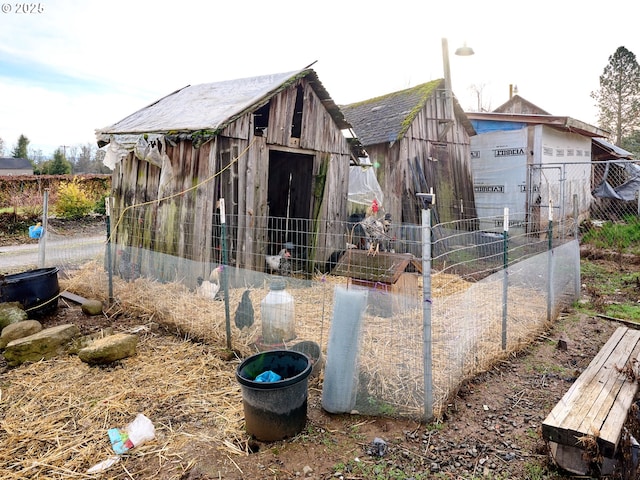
<box><xmin>267</xmin><ymin>150</ymin><xmax>314</xmax><ymax>264</ymax></box>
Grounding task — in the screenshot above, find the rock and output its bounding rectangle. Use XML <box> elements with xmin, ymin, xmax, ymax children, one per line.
<box><xmin>0</xmin><ymin>302</ymin><xmax>28</xmax><ymax>330</ymax></box>
<box><xmin>69</xmin><ymin>328</ymin><xmax>115</xmax><ymax>354</ymax></box>
<box><xmin>302</xmin><ymin>465</ymin><xmax>313</xmax><ymax>476</ymax></box>
<box><xmin>78</xmin><ymin>333</ymin><xmax>138</xmax><ymax>365</ymax></box>
<box><xmin>0</xmin><ymin>320</ymin><xmax>42</xmax><ymax>349</ymax></box>
<box><xmin>3</xmin><ymin>324</ymin><xmax>80</xmax><ymax>366</ymax></box>
<box><xmin>81</xmin><ymin>299</ymin><xmax>103</xmax><ymax>316</ymax></box>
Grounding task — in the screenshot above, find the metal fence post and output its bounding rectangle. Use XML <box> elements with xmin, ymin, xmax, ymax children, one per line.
<box><xmin>421</xmin><ymin>205</ymin><xmax>433</xmax><ymax>421</ymax></box>
<box><xmin>501</xmin><ymin>208</ymin><xmax>509</xmax><ymax>350</ymax></box>
<box><xmin>547</xmin><ymin>200</ymin><xmax>554</xmax><ymax>323</ymax></box>
<box><xmin>38</xmin><ymin>189</ymin><xmax>49</xmax><ymax>268</ymax></box>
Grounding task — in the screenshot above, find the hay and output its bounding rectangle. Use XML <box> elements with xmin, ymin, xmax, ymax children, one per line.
<box><xmin>0</xmin><ymin>260</ymin><xmax>554</xmax><ymax>476</ymax></box>
<box><xmin>0</xmin><ymin>332</ymin><xmax>245</xmax><ymax>478</ymax></box>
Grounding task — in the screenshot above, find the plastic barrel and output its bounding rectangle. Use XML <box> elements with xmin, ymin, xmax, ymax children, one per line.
<box><xmin>0</xmin><ymin>267</ymin><xmax>59</xmax><ymax>317</ymax></box>
<box><xmin>236</xmin><ymin>350</ymin><xmax>311</xmax><ymax>441</ymax></box>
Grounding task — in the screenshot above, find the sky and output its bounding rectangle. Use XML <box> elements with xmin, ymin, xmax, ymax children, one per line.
<box><xmin>1</xmin><ymin>0</ymin><xmax>638</xmax><ymax>158</ymax></box>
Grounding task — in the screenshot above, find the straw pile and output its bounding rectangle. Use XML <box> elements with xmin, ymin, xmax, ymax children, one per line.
<box><xmin>0</xmin><ymin>260</ymin><xmax>551</xmax><ymax>476</ymax></box>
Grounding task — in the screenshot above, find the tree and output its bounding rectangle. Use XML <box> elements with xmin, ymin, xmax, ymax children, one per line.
<box><xmin>0</xmin><ymin>136</ymin><xmax>4</xmax><ymax>156</ymax></box>
<box><xmin>11</xmin><ymin>134</ymin><xmax>30</xmax><ymax>159</ymax></box>
<box><xmin>591</xmin><ymin>46</ymin><xmax>640</xmax><ymax>146</ymax></box>
<box><xmin>621</xmin><ymin>130</ymin><xmax>640</xmax><ymax>158</ymax></box>
<box><xmin>48</xmin><ymin>147</ymin><xmax>72</xmax><ymax>174</ymax></box>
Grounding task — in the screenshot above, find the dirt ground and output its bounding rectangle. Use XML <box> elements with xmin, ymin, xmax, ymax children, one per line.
<box><xmin>2</xmin><ymin>218</ymin><xmax>640</xmax><ymax>479</ymax></box>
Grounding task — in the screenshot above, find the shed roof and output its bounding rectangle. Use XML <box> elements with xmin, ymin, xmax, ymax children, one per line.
<box><xmin>341</xmin><ymin>79</ymin><xmax>475</xmax><ymax>146</ymax></box>
<box><xmin>96</xmin><ymin>67</ymin><xmax>350</xmax><ymax>140</ymax></box>
<box><xmin>332</xmin><ymin>250</ymin><xmax>421</xmax><ymax>284</ymax></box>
<box><xmin>465</xmin><ymin>112</ymin><xmax>609</xmax><ymax>138</ymax></box>
<box><xmin>493</xmin><ymin>94</ymin><xmax>551</xmax><ymax>115</ymax></box>
<box><xmin>0</xmin><ymin>157</ymin><xmax>31</xmax><ymax>170</ymax></box>
<box><xmin>592</xmin><ymin>137</ymin><xmax>635</xmax><ymax>161</ymax></box>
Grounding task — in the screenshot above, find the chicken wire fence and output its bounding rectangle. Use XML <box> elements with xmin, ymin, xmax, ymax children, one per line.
<box><xmin>6</xmin><ymin>190</ymin><xmax>583</xmax><ymax>420</ymax></box>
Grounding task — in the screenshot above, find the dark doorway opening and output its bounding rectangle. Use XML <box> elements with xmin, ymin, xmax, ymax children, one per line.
<box><xmin>267</xmin><ymin>150</ymin><xmax>314</xmax><ymax>266</ymax></box>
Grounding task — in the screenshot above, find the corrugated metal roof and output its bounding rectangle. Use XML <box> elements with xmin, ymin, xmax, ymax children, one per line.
<box><xmin>592</xmin><ymin>137</ymin><xmax>635</xmax><ymax>160</ymax></box>
<box><xmin>96</xmin><ymin>68</ymin><xmax>349</xmax><ymax>137</ymax></box>
<box><xmin>341</xmin><ymin>79</ymin><xmax>474</xmax><ymax>146</ymax></box>
<box><xmin>0</xmin><ymin>157</ymin><xmax>31</xmax><ymax>169</ymax></box>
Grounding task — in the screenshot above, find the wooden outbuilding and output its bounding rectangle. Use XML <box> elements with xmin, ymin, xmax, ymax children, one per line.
<box><xmin>96</xmin><ymin>68</ymin><xmax>354</xmax><ymax>281</ymax></box>
<box><xmin>341</xmin><ymin>79</ymin><xmax>478</xmax><ymax>226</ymax></box>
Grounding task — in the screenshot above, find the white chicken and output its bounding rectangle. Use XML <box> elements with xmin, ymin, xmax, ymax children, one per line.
<box><xmin>196</xmin><ymin>265</ymin><xmax>223</xmax><ymax>299</ymax></box>
<box><xmin>265</xmin><ymin>248</ymin><xmax>292</xmax><ymax>275</ymax></box>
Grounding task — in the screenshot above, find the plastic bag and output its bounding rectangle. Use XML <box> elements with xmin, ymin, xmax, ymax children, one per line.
<box><xmin>254</xmin><ymin>370</ymin><xmax>282</xmax><ymax>382</ymax></box>
<box><xmin>108</xmin><ymin>413</ymin><xmax>155</xmax><ymax>455</ymax></box>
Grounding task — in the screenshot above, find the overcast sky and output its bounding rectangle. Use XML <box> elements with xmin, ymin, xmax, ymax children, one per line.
<box><xmin>1</xmin><ymin>0</ymin><xmax>638</xmax><ymax>158</ymax></box>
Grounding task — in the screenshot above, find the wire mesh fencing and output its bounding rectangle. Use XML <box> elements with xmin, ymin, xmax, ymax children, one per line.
<box><xmin>4</xmin><ymin>197</ymin><xmax>584</xmax><ymax>421</ymax></box>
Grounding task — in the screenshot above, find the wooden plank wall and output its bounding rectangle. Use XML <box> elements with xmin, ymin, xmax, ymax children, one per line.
<box><xmin>370</xmin><ymin>91</ymin><xmax>476</xmax><ymax>226</ymax></box>
<box><xmin>111</xmin><ymin>76</ymin><xmax>352</xmax><ymax>280</ymax></box>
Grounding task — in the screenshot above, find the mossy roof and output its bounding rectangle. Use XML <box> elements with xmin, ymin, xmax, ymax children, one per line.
<box><xmin>341</xmin><ymin>79</ymin><xmax>474</xmax><ymax>146</ymax></box>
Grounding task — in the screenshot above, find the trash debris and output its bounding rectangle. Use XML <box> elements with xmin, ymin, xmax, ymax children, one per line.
<box><xmin>366</xmin><ymin>437</ymin><xmax>388</xmax><ymax>457</ymax></box>
<box><xmin>254</xmin><ymin>370</ymin><xmax>282</xmax><ymax>382</ymax></box>
<box><xmin>86</xmin><ymin>455</ymin><xmax>120</xmax><ymax>474</ymax></box>
<box><xmin>108</xmin><ymin>413</ymin><xmax>156</xmax><ymax>455</ymax></box>
<box><xmin>28</xmin><ymin>224</ymin><xmax>43</xmax><ymax>239</ymax></box>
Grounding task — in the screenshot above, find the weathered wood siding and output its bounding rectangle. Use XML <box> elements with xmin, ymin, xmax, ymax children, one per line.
<box><xmin>367</xmin><ymin>91</ymin><xmax>476</xmax><ymax>226</ymax></box>
<box><xmin>111</xmin><ymin>76</ymin><xmax>351</xmax><ymax>281</ymax></box>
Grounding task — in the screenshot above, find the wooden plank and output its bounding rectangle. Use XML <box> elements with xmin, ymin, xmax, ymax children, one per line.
<box><xmin>562</xmin><ymin>328</ymin><xmax>640</xmax><ymax>437</ymax></box>
<box><xmin>542</xmin><ymin>326</ymin><xmax>629</xmax><ymax>444</ymax></box>
<box><xmin>60</xmin><ymin>291</ymin><xmax>88</xmax><ymax>304</ymax></box>
<box><xmin>542</xmin><ymin>326</ymin><xmax>640</xmax><ymax>455</ymax></box>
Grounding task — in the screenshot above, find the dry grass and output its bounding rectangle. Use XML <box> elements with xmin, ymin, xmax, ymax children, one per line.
<box><xmin>0</xmin><ymin>261</ymin><xmax>552</xmax><ymax>478</ymax></box>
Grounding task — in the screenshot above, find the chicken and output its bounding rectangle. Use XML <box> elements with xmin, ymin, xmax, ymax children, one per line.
<box><xmin>358</xmin><ymin>200</ymin><xmax>392</xmax><ymax>256</ymax></box>
<box><xmin>117</xmin><ymin>250</ymin><xmax>140</xmax><ymax>282</ymax></box>
<box><xmin>265</xmin><ymin>248</ymin><xmax>291</xmax><ymax>275</ymax></box>
<box><xmin>196</xmin><ymin>265</ymin><xmax>223</xmax><ymax>300</ymax></box>
<box><xmin>234</xmin><ymin>289</ymin><xmax>254</xmax><ymax>330</ymax></box>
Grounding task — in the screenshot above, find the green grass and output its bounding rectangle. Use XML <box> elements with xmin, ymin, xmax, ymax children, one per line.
<box><xmin>582</xmin><ymin>215</ymin><xmax>640</xmax><ymax>255</ymax></box>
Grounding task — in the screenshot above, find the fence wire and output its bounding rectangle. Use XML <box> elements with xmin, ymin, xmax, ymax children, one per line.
<box><xmin>4</xmin><ymin>199</ymin><xmax>586</xmax><ymax>420</ymax></box>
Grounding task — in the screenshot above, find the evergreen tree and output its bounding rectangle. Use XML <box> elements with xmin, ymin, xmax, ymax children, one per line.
<box><xmin>49</xmin><ymin>147</ymin><xmax>72</xmax><ymax>174</ymax></box>
<box><xmin>0</xmin><ymin>136</ymin><xmax>4</xmax><ymax>156</ymax></box>
<box><xmin>591</xmin><ymin>46</ymin><xmax>640</xmax><ymax>146</ymax></box>
<box><xmin>11</xmin><ymin>134</ymin><xmax>30</xmax><ymax>159</ymax></box>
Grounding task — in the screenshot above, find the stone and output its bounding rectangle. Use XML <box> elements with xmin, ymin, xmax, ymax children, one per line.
<box><xmin>69</xmin><ymin>328</ymin><xmax>115</xmax><ymax>354</ymax></box>
<box><xmin>0</xmin><ymin>302</ymin><xmax>28</xmax><ymax>330</ymax></box>
<box><xmin>81</xmin><ymin>299</ymin><xmax>103</xmax><ymax>316</ymax></box>
<box><xmin>3</xmin><ymin>324</ymin><xmax>80</xmax><ymax>367</ymax></box>
<box><xmin>78</xmin><ymin>333</ymin><xmax>138</xmax><ymax>365</ymax></box>
<box><xmin>0</xmin><ymin>320</ymin><xmax>42</xmax><ymax>349</ymax></box>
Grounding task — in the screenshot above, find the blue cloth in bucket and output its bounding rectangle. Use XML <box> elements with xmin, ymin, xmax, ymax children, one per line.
<box><xmin>254</xmin><ymin>370</ymin><xmax>282</xmax><ymax>382</ymax></box>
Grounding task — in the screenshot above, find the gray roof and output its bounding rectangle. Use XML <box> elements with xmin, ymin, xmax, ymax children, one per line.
<box><xmin>341</xmin><ymin>79</ymin><xmax>474</xmax><ymax>146</ymax></box>
<box><xmin>96</xmin><ymin>68</ymin><xmax>349</xmax><ymax>138</ymax></box>
<box><xmin>0</xmin><ymin>157</ymin><xmax>31</xmax><ymax>169</ymax></box>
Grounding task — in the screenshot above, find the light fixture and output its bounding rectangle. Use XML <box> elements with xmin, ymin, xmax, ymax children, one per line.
<box><xmin>455</xmin><ymin>42</ymin><xmax>475</xmax><ymax>57</ymax></box>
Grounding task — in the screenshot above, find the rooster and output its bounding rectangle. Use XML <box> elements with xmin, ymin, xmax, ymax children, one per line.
<box><xmin>265</xmin><ymin>248</ymin><xmax>291</xmax><ymax>275</ymax></box>
<box><xmin>196</xmin><ymin>265</ymin><xmax>223</xmax><ymax>300</ymax></box>
<box><xmin>359</xmin><ymin>200</ymin><xmax>392</xmax><ymax>256</ymax></box>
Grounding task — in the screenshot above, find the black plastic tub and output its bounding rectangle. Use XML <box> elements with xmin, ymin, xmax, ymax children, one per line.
<box><xmin>0</xmin><ymin>267</ymin><xmax>59</xmax><ymax>317</ymax></box>
<box><xmin>236</xmin><ymin>350</ymin><xmax>311</xmax><ymax>441</ymax></box>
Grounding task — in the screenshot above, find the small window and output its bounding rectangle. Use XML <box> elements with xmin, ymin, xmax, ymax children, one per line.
<box><xmin>291</xmin><ymin>85</ymin><xmax>304</xmax><ymax>139</ymax></box>
<box><xmin>254</xmin><ymin>102</ymin><xmax>270</xmax><ymax>137</ymax></box>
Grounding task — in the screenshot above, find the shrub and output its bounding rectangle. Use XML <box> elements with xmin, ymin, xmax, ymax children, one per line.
<box><xmin>55</xmin><ymin>179</ymin><xmax>94</xmax><ymax>219</ymax></box>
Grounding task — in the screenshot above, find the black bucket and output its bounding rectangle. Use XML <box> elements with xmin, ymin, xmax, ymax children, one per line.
<box><xmin>236</xmin><ymin>350</ymin><xmax>311</xmax><ymax>441</ymax></box>
<box><xmin>0</xmin><ymin>267</ymin><xmax>59</xmax><ymax>317</ymax></box>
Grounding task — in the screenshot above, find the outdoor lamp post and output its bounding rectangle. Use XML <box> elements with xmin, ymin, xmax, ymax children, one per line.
<box><xmin>441</xmin><ymin>38</ymin><xmax>474</xmax><ymax>119</ymax></box>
